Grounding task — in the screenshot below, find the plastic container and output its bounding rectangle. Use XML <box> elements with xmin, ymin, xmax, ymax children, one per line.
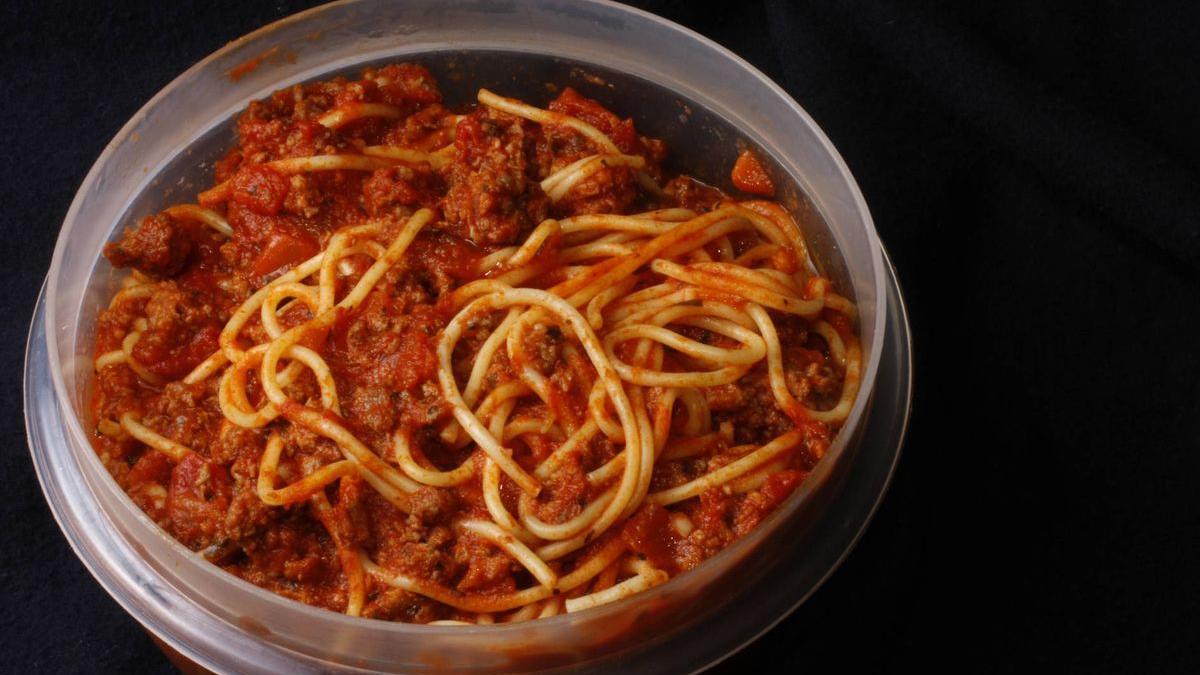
<box><xmin>26</xmin><ymin>1</ymin><xmax>904</xmax><ymax>671</ymax></box>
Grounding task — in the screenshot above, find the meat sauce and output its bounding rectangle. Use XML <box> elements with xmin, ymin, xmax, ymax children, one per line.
<box><xmin>90</xmin><ymin>63</ymin><xmax>846</xmax><ymax>621</ymax></box>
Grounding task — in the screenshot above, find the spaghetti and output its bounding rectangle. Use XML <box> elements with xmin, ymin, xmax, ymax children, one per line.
<box><xmin>89</xmin><ymin>63</ymin><xmax>860</xmax><ymax>624</ymax></box>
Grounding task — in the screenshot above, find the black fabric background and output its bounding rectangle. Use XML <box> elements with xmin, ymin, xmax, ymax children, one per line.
<box><xmin>2</xmin><ymin>1</ymin><xmax>1197</xmax><ymax>671</ymax></box>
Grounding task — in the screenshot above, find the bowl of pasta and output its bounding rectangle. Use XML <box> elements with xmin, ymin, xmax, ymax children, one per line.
<box><xmin>25</xmin><ymin>0</ymin><xmax>909</xmax><ymax>672</ymax></box>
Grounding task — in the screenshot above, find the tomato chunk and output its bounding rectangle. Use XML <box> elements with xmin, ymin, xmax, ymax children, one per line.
<box><xmin>251</xmin><ymin>229</ymin><xmax>319</xmax><ymax>278</ymax></box>
<box><xmin>731</xmin><ymin>150</ymin><xmax>776</xmax><ymax>196</ymax></box>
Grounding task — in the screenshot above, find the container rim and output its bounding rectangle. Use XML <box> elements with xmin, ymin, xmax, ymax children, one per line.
<box><xmin>37</xmin><ymin>0</ymin><xmax>891</xmax><ymax>664</ymax></box>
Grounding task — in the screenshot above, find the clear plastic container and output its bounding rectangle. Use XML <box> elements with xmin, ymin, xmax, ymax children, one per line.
<box><xmin>26</xmin><ymin>1</ymin><xmax>896</xmax><ymax>671</ymax></box>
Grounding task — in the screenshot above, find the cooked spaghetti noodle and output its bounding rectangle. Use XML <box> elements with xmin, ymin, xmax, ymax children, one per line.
<box><xmin>89</xmin><ymin>64</ymin><xmax>859</xmax><ymax>623</ymax></box>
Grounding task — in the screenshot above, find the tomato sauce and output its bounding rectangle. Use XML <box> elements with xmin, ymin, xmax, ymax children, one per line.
<box><xmin>89</xmin><ymin>63</ymin><xmax>848</xmax><ymax>622</ymax></box>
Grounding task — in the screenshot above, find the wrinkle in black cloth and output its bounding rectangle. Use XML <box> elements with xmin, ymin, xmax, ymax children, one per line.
<box><xmin>1</xmin><ymin>1</ymin><xmax>1197</xmax><ymax>672</ymax></box>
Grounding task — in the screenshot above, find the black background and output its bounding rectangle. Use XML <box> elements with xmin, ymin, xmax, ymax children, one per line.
<box><xmin>2</xmin><ymin>1</ymin><xmax>1197</xmax><ymax>672</ymax></box>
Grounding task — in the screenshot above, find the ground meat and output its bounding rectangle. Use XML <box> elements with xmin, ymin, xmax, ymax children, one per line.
<box><xmin>132</xmin><ymin>282</ymin><xmax>224</xmax><ymax>380</ymax></box>
<box><xmin>529</xmin><ymin>454</ymin><xmax>587</xmax><ymax>525</ymax></box>
<box><xmin>209</xmin><ymin>424</ymin><xmax>260</xmax><ymax>466</ymax></box>
<box><xmin>705</xmin><ymin>366</ymin><xmax>793</xmax><ymax>445</ymax></box>
<box><xmin>94</xmin><ymin>291</ymin><xmax>146</xmax><ymax>352</ymax></box>
<box><xmin>776</xmin><ymin>315</ymin><xmax>844</xmax><ymax>410</ymax></box>
<box><xmin>650</xmin><ymin>456</ymin><xmax>707</xmax><ymax>492</ymax></box>
<box><xmin>399</xmin><ymin>233</ymin><xmax>483</xmax><ymax>298</ymax></box>
<box><xmin>407</xmin><ymin>486</ymin><xmax>456</xmax><ymax>524</ymax></box>
<box><xmin>383</xmin><ymin>103</ymin><xmax>457</xmax><ymax>151</ymax></box>
<box><xmin>281</xmin><ymin>174</ymin><xmax>323</xmax><ymax>218</ymax></box>
<box><xmin>231</xmin><ymin>164</ymin><xmax>291</xmax><ymax>216</ymax></box>
<box><xmin>578</xmin><ymin>433</ymin><xmax>621</xmax><ymax>475</ymax></box>
<box><xmin>141</xmin><ymin>380</ymin><xmax>222</xmax><ymax>452</ymax></box>
<box><xmin>124</xmin><ymin>451</ymin><xmax>173</xmax><ymax>522</ymax></box>
<box><xmin>731</xmin><ymin>470</ymin><xmax>804</xmax><ymax>536</ymax></box>
<box><xmin>344</xmin><ymin>385</ymin><xmax>396</xmax><ymax>435</ymax></box>
<box><xmin>394</xmin><ymin>381</ymin><xmax>453</xmax><ymax>431</ymax></box>
<box><xmin>442</xmin><ymin>108</ymin><xmax>549</xmax><ymax>246</ymax></box>
<box><xmin>209</xmin><ymin>427</ymin><xmax>284</xmax><ymax>545</ymax></box>
<box><xmin>168</xmin><ymin>453</ymin><xmax>233</xmax><ymax>549</ymax></box>
<box><xmin>238</xmin><ymin>113</ymin><xmax>339</xmax><ymax>166</ymax></box>
<box><xmin>362</xmin><ymin>164</ymin><xmax>441</xmax><ymax>216</ymax></box>
<box><xmin>233</xmin><ymin>91</ymin><xmax>341</xmax><ymax>165</ymax></box>
<box><xmin>104</xmin><ymin>213</ymin><xmax>197</xmax><ymax>278</ymax></box>
<box><xmin>93</xmin><ymin>358</ymin><xmax>143</xmax><ymax>422</ymax></box>
<box><xmin>144</xmin><ymin>280</ymin><xmax>222</xmax><ymax>330</ymax></box>
<box><xmin>230</xmin><ymin>513</ymin><xmax>342</xmax><ymax>609</ymax></box>
<box><xmin>367</xmin><ymin>491</ymin><xmax>458</xmax><ymax>585</ymax></box>
<box><xmin>363</xmin><ymin>588</ymin><xmax>442</xmax><ymax>622</ymax></box>
<box><xmin>364</xmin><ymin>63</ymin><xmax>442</xmax><ymax>109</ymax></box>
<box><xmin>520</xmin><ymin>323</ymin><xmax>564</xmax><ymax>372</ymax></box>
<box><xmin>554</xmin><ymin>165</ymin><xmax>639</xmax><ymax>217</ymax></box>
<box><xmin>281</xmin><ymin>424</ymin><xmax>343</xmax><ymax>467</ymax></box>
<box><xmin>329</xmin><ymin>290</ymin><xmax>443</xmax><ymax>403</ymax></box>
<box><xmin>537</xmin><ymin>88</ymin><xmax>662</xmax><ymax>216</ymax></box>
<box><xmin>666</xmin><ymin>175</ymin><xmax>726</xmax><ymax>213</ymax></box>
<box><xmin>703</xmin><ymin>383</ymin><xmax>745</xmax><ymax>412</ymax></box>
<box><xmin>546</xmin><ymin>87</ymin><xmax>642</xmax><ymax>156</ymax></box>
<box><xmin>676</xmin><ymin>489</ymin><xmax>736</xmax><ymax>571</ymax></box>
<box><xmin>452</xmin><ymin>530</ymin><xmax>517</xmax><ymax>594</ymax></box>
<box><xmin>784</xmin><ymin>359</ymin><xmax>842</xmax><ymax>409</ymax></box>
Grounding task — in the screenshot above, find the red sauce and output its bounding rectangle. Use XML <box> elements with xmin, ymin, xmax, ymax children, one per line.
<box><xmin>622</xmin><ymin>503</ymin><xmax>680</xmax><ymax>573</ymax></box>
<box><xmin>90</xmin><ymin>63</ymin><xmax>852</xmax><ymax>623</ymax></box>
<box><xmin>168</xmin><ymin>454</ymin><xmax>233</xmax><ymax>547</ymax></box>
<box><xmin>227</xmin><ymin>47</ymin><xmax>279</xmax><ymax>82</ymax></box>
<box><xmin>231</xmin><ymin>164</ymin><xmax>290</xmax><ymax>215</ymax></box>
<box><xmin>132</xmin><ymin>323</ymin><xmax>221</xmax><ymax>380</ymax></box>
<box><xmin>407</xmin><ymin>233</ymin><xmax>484</xmax><ymax>282</ymax></box>
<box><xmin>251</xmin><ymin>229</ymin><xmax>319</xmax><ymax>278</ymax></box>
<box><xmin>387</xmin><ymin>328</ymin><xmax>438</xmax><ymax>391</ymax></box>
<box><xmin>548</xmin><ymin>87</ymin><xmax>640</xmax><ymax>154</ymax></box>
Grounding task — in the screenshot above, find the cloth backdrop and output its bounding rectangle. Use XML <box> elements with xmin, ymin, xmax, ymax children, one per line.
<box><xmin>1</xmin><ymin>1</ymin><xmax>1195</xmax><ymax>671</ymax></box>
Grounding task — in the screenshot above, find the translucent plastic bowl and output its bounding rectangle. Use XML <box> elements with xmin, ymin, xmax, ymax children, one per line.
<box><xmin>28</xmin><ymin>1</ymin><xmax>889</xmax><ymax>672</ymax></box>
